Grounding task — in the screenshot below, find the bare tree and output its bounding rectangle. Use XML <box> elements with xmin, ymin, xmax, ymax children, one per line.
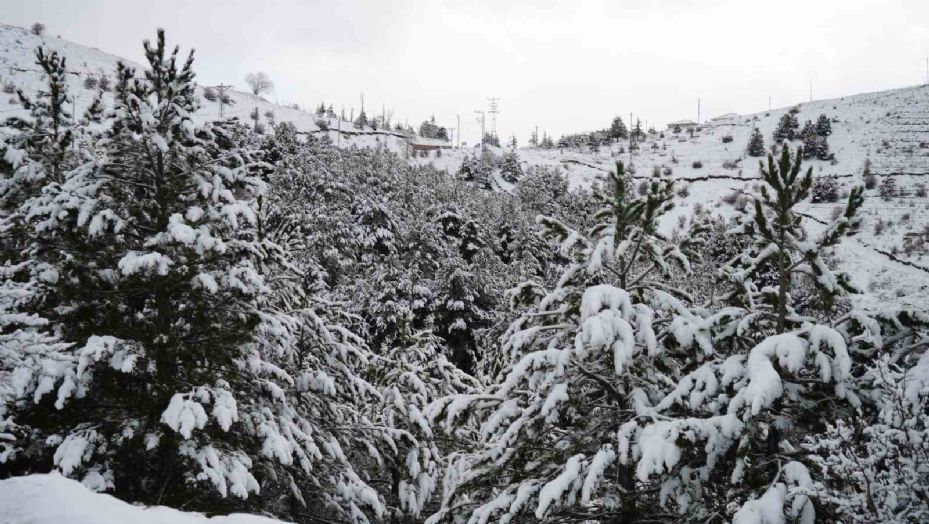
<box><xmin>30</xmin><ymin>22</ymin><xmax>46</xmax><ymax>36</ymax></box>
<box><xmin>244</xmin><ymin>72</ymin><xmax>273</xmax><ymax>96</ymax></box>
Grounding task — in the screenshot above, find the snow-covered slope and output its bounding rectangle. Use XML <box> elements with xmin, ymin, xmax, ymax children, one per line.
<box><xmin>0</xmin><ymin>474</ymin><xmax>288</xmax><ymax>524</ymax></box>
<box><xmin>0</xmin><ymin>23</ymin><xmax>439</xmax><ymax>152</ymax></box>
<box><xmin>1</xmin><ymin>22</ymin><xmax>925</xmax><ymax>309</ymax></box>
<box><xmin>413</xmin><ymin>85</ymin><xmax>929</xmax><ymax>309</ymax></box>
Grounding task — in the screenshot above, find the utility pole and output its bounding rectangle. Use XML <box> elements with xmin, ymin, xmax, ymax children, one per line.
<box><xmin>475</xmin><ymin>110</ymin><xmax>486</xmax><ymax>150</ymax></box>
<box><xmin>809</xmin><ymin>79</ymin><xmax>812</xmax><ymax>102</ymax></box>
<box><xmin>457</xmin><ymin>114</ymin><xmax>461</xmax><ymax>148</ymax></box>
<box><xmin>697</xmin><ymin>98</ymin><xmax>701</xmax><ymax>124</ymax></box>
<box><xmin>629</xmin><ymin>112</ymin><xmax>634</xmax><ymax>155</ymax></box>
<box><xmin>209</xmin><ymin>84</ymin><xmax>233</xmax><ymax>118</ymax></box>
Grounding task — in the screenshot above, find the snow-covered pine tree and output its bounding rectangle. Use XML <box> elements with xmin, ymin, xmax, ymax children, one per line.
<box><xmin>500</xmin><ymin>151</ymin><xmax>523</xmax><ymax>183</ymax></box>
<box><xmin>797</xmin><ymin>119</ymin><xmax>831</xmax><ymax>160</ymax></box>
<box><xmin>773</xmin><ymin>111</ymin><xmax>800</xmax><ymax>142</ymax></box>
<box><xmin>609</xmin><ymin>115</ymin><xmax>629</xmax><ymax>141</ymax></box>
<box><xmin>354</xmin><ymin>108</ymin><xmax>368</xmax><ymax>129</ymax></box>
<box><xmin>369</xmin><ymin>323</ymin><xmax>481</xmax><ymax>519</ymax></box>
<box><xmin>747</xmin><ymin>127</ymin><xmax>765</xmax><ymax>157</ymax></box>
<box><xmin>425</xmin><ymin>148</ymin><xmax>890</xmax><ymax>523</ymax></box>
<box><xmin>0</xmin><ymin>32</ymin><xmax>389</xmax><ymax>522</ymax></box>
<box><xmin>434</xmin><ymin>264</ymin><xmax>492</xmax><ymax>374</ymax></box>
<box><xmin>424</xmin><ymin>162</ymin><xmax>710</xmax><ymax>522</ymax></box>
<box><xmin>815</xmin><ymin>113</ymin><xmax>832</xmax><ymax>136</ymax></box>
<box><xmin>457</xmin><ymin>155</ymin><xmax>491</xmax><ymax>187</ymax></box>
<box><xmin>529</xmin><ymin>128</ymin><xmax>539</xmax><ymax>148</ymax></box>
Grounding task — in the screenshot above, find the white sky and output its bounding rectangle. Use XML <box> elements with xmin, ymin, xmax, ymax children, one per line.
<box><xmin>4</xmin><ymin>0</ymin><xmax>929</xmax><ymax>144</ymax></box>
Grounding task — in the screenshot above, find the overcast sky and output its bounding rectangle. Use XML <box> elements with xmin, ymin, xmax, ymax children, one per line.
<box><xmin>4</xmin><ymin>0</ymin><xmax>929</xmax><ymax>144</ymax></box>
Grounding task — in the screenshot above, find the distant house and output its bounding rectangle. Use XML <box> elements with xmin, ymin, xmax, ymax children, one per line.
<box><xmin>667</xmin><ymin>119</ymin><xmax>698</xmax><ymax>132</ymax></box>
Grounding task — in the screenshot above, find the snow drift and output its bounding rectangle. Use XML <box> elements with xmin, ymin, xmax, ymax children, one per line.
<box><xmin>0</xmin><ymin>474</ymin><xmax>289</xmax><ymax>524</ymax></box>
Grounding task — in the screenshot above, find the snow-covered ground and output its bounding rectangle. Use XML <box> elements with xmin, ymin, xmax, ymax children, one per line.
<box><xmin>0</xmin><ymin>474</ymin><xmax>288</xmax><ymax>524</ymax></box>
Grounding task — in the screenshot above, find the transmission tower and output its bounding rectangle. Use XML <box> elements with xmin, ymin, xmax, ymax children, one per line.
<box><xmin>475</xmin><ymin>110</ymin><xmax>486</xmax><ymax>149</ymax></box>
<box><xmin>487</xmin><ymin>97</ymin><xmax>499</xmax><ymax>139</ymax></box>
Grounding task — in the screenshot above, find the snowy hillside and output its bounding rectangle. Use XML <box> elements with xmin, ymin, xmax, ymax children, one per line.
<box><xmin>0</xmin><ymin>23</ymin><xmax>441</xmax><ymax>152</ymax></box>
<box><xmin>413</xmin><ymin>85</ymin><xmax>929</xmax><ymax>310</ymax></box>
<box><xmin>0</xmin><ymin>474</ymin><xmax>289</xmax><ymax>524</ymax></box>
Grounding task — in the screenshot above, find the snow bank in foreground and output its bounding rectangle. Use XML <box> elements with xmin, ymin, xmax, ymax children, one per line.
<box><xmin>0</xmin><ymin>474</ymin><xmax>288</xmax><ymax>524</ymax></box>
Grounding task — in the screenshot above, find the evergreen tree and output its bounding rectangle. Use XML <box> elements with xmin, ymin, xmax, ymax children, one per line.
<box><xmin>426</xmin><ymin>151</ymin><xmax>896</xmax><ymax>523</ymax></box>
<box><xmin>500</xmin><ymin>151</ymin><xmax>523</xmax><ymax>183</ymax></box>
<box><xmin>0</xmin><ymin>32</ymin><xmax>388</xmax><ymax>521</ymax></box>
<box><xmin>529</xmin><ymin>128</ymin><xmax>539</xmax><ymax>148</ymax></box>
<box><xmin>773</xmin><ymin>110</ymin><xmax>800</xmax><ymax>142</ymax></box>
<box><xmin>354</xmin><ymin>108</ymin><xmax>368</xmax><ymax>129</ymax></box>
<box><xmin>434</xmin><ymin>265</ymin><xmax>491</xmax><ymax>374</ymax></box>
<box><xmin>540</xmin><ymin>133</ymin><xmax>554</xmax><ymax>149</ymax></box>
<box><xmin>815</xmin><ymin>113</ymin><xmax>832</xmax><ymax>136</ymax></box>
<box><xmin>747</xmin><ymin>127</ymin><xmax>765</xmax><ymax>157</ymax></box>
<box><xmin>609</xmin><ymin>115</ymin><xmax>629</xmax><ymax>140</ymax></box>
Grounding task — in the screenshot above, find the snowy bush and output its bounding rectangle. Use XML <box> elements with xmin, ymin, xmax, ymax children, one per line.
<box><xmin>30</xmin><ymin>22</ymin><xmax>46</xmax><ymax>36</ymax></box>
<box><xmin>879</xmin><ymin>176</ymin><xmax>897</xmax><ymax>199</ymax></box>
<box><xmin>812</xmin><ymin>175</ymin><xmax>840</xmax><ymax>203</ymax></box>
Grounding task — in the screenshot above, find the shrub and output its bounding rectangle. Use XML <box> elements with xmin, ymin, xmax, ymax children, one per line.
<box><xmin>915</xmin><ymin>184</ymin><xmax>927</xmax><ymax>198</ymax></box>
<box><xmin>722</xmin><ymin>160</ymin><xmax>739</xmax><ymax>169</ymax></box>
<box><xmin>30</xmin><ymin>22</ymin><xmax>46</xmax><ymax>36</ymax></box>
<box><xmin>637</xmin><ymin>180</ymin><xmax>649</xmax><ymax>196</ymax></box>
<box><xmin>879</xmin><ymin>176</ymin><xmax>897</xmax><ymax>199</ymax></box>
<box><xmin>662</xmin><ymin>166</ymin><xmax>673</xmax><ymax>176</ymax></box>
<box><xmin>98</xmin><ymin>75</ymin><xmax>111</xmax><ymax>91</ymax></box>
<box><xmin>722</xmin><ymin>189</ymin><xmax>740</xmax><ymax>205</ymax></box>
<box><xmin>874</xmin><ymin>219</ymin><xmax>885</xmax><ymax>235</ymax></box>
<box><xmin>676</xmin><ymin>184</ymin><xmax>690</xmax><ymax>198</ymax></box>
<box><xmin>652</xmin><ymin>165</ymin><xmax>661</xmax><ymax>177</ymax></box>
<box><xmin>203</xmin><ymin>86</ymin><xmax>217</xmax><ymax>101</ymax></box>
<box><xmin>692</xmin><ymin>160</ymin><xmax>703</xmax><ymax>169</ymax></box>
<box><xmin>721</xmin><ymin>135</ymin><xmax>734</xmax><ymax>143</ymax></box>
<box><xmin>811</xmin><ymin>176</ymin><xmax>839</xmax><ymax>203</ymax></box>
<box><xmin>83</xmin><ymin>76</ymin><xmax>98</xmax><ymax>89</ymax></box>
<box><xmin>2</xmin><ymin>80</ymin><xmax>15</xmax><ymax>94</ymax></box>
